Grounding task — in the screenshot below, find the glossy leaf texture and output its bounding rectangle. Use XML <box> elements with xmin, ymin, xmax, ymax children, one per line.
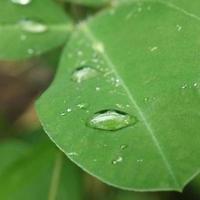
<box><xmin>0</xmin><ymin>0</ymin><xmax>72</xmax><ymax>60</ymax></box>
<box><xmin>0</xmin><ymin>139</ymin><xmax>82</xmax><ymax>200</ymax></box>
<box><xmin>37</xmin><ymin>0</ymin><xmax>200</xmax><ymax>191</ymax></box>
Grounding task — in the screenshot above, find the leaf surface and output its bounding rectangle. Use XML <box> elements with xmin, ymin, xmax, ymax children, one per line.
<box><xmin>37</xmin><ymin>0</ymin><xmax>200</xmax><ymax>191</ymax></box>
<box><xmin>0</xmin><ymin>0</ymin><xmax>72</xmax><ymax>60</ymax></box>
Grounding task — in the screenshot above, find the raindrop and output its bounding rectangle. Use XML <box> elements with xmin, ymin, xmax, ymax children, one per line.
<box><xmin>120</xmin><ymin>144</ymin><xmax>128</xmax><ymax>150</ymax></box>
<box><xmin>193</xmin><ymin>82</ymin><xmax>198</xmax><ymax>87</ymax></box>
<box><xmin>95</xmin><ymin>87</ymin><xmax>100</xmax><ymax>91</ymax></box>
<box><xmin>116</xmin><ymin>104</ymin><xmax>123</xmax><ymax>109</ymax></box>
<box><xmin>149</xmin><ymin>46</ymin><xmax>158</xmax><ymax>52</ymax></box>
<box><xmin>176</xmin><ymin>24</ymin><xmax>182</xmax><ymax>32</ymax></box>
<box><xmin>112</xmin><ymin>156</ymin><xmax>123</xmax><ymax>165</ymax></box>
<box><xmin>93</xmin><ymin>42</ymin><xmax>104</xmax><ymax>53</ymax></box>
<box><xmin>144</xmin><ymin>97</ymin><xmax>150</xmax><ymax>102</ymax></box>
<box><xmin>87</xmin><ymin>109</ymin><xmax>137</xmax><ymax>131</ymax></box>
<box><xmin>60</xmin><ymin>112</ymin><xmax>66</xmax><ymax>116</ymax></box>
<box><xmin>67</xmin><ymin>152</ymin><xmax>78</xmax><ymax>156</ymax></box>
<box><xmin>19</xmin><ymin>19</ymin><xmax>48</xmax><ymax>33</ymax></box>
<box><xmin>11</xmin><ymin>0</ymin><xmax>31</xmax><ymax>5</ymax></box>
<box><xmin>77</xmin><ymin>103</ymin><xmax>88</xmax><ymax>109</ymax></box>
<box><xmin>181</xmin><ymin>84</ymin><xmax>188</xmax><ymax>89</ymax></box>
<box><xmin>72</xmin><ymin>66</ymin><xmax>98</xmax><ymax>83</ymax></box>
<box><xmin>67</xmin><ymin>108</ymin><xmax>72</xmax><ymax>113</ymax></box>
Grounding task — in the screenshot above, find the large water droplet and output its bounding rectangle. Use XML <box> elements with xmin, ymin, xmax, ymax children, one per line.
<box><xmin>11</xmin><ymin>0</ymin><xmax>31</xmax><ymax>5</ymax></box>
<box><xmin>72</xmin><ymin>66</ymin><xmax>98</xmax><ymax>83</ymax></box>
<box><xmin>87</xmin><ymin>110</ymin><xmax>137</xmax><ymax>131</ymax></box>
<box><xmin>19</xmin><ymin>19</ymin><xmax>48</xmax><ymax>33</ymax></box>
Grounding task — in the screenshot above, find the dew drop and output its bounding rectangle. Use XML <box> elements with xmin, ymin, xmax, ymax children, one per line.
<box><xmin>11</xmin><ymin>0</ymin><xmax>31</xmax><ymax>5</ymax></box>
<box><xmin>149</xmin><ymin>46</ymin><xmax>158</xmax><ymax>52</ymax></box>
<box><xmin>93</xmin><ymin>42</ymin><xmax>104</xmax><ymax>53</ymax></box>
<box><xmin>60</xmin><ymin>112</ymin><xmax>66</xmax><ymax>116</ymax></box>
<box><xmin>19</xmin><ymin>19</ymin><xmax>48</xmax><ymax>33</ymax></box>
<box><xmin>193</xmin><ymin>82</ymin><xmax>198</xmax><ymax>87</ymax></box>
<box><xmin>181</xmin><ymin>84</ymin><xmax>188</xmax><ymax>89</ymax></box>
<box><xmin>72</xmin><ymin>66</ymin><xmax>98</xmax><ymax>83</ymax></box>
<box><xmin>95</xmin><ymin>87</ymin><xmax>100</xmax><ymax>91</ymax></box>
<box><xmin>176</xmin><ymin>24</ymin><xmax>182</xmax><ymax>32</ymax></box>
<box><xmin>67</xmin><ymin>152</ymin><xmax>78</xmax><ymax>156</ymax></box>
<box><xmin>112</xmin><ymin>156</ymin><xmax>123</xmax><ymax>165</ymax></box>
<box><xmin>67</xmin><ymin>108</ymin><xmax>72</xmax><ymax>113</ymax></box>
<box><xmin>137</xmin><ymin>159</ymin><xmax>144</xmax><ymax>163</ymax></box>
<box><xmin>77</xmin><ymin>103</ymin><xmax>88</xmax><ymax>109</ymax></box>
<box><xmin>87</xmin><ymin>109</ymin><xmax>137</xmax><ymax>131</ymax></box>
<box><xmin>120</xmin><ymin>144</ymin><xmax>128</xmax><ymax>150</ymax></box>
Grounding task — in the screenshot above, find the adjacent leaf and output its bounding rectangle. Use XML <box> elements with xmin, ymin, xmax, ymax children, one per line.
<box><xmin>0</xmin><ymin>0</ymin><xmax>72</xmax><ymax>60</ymax></box>
<box><xmin>37</xmin><ymin>0</ymin><xmax>200</xmax><ymax>191</ymax></box>
<box><xmin>113</xmin><ymin>192</ymin><xmax>161</xmax><ymax>200</ymax></box>
<box><xmin>0</xmin><ymin>139</ymin><xmax>82</xmax><ymax>200</ymax></box>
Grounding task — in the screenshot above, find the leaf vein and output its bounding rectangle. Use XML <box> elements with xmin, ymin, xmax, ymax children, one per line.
<box><xmin>81</xmin><ymin>24</ymin><xmax>180</xmax><ymax>188</ymax></box>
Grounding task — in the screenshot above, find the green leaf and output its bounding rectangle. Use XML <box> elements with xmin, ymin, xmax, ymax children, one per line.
<box><xmin>64</xmin><ymin>0</ymin><xmax>109</xmax><ymax>7</ymax></box>
<box><xmin>37</xmin><ymin>0</ymin><xmax>200</xmax><ymax>191</ymax></box>
<box><xmin>0</xmin><ymin>0</ymin><xmax>72</xmax><ymax>60</ymax></box>
<box><xmin>113</xmin><ymin>192</ymin><xmax>161</xmax><ymax>200</ymax></box>
<box><xmin>0</xmin><ymin>139</ymin><xmax>82</xmax><ymax>200</ymax></box>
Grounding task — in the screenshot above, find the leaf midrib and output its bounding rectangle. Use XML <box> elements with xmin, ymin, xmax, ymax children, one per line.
<box><xmin>80</xmin><ymin>21</ymin><xmax>180</xmax><ymax>188</ymax></box>
<box><xmin>115</xmin><ymin>0</ymin><xmax>200</xmax><ymax>22</ymax></box>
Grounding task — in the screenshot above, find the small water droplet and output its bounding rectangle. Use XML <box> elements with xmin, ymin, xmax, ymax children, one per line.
<box><xmin>60</xmin><ymin>112</ymin><xmax>66</xmax><ymax>116</ymax></box>
<box><xmin>67</xmin><ymin>108</ymin><xmax>72</xmax><ymax>113</ymax></box>
<box><xmin>193</xmin><ymin>82</ymin><xmax>198</xmax><ymax>87</ymax></box>
<box><xmin>120</xmin><ymin>144</ymin><xmax>128</xmax><ymax>150</ymax></box>
<box><xmin>116</xmin><ymin>104</ymin><xmax>123</xmax><ymax>109</ymax></box>
<box><xmin>112</xmin><ymin>156</ymin><xmax>123</xmax><ymax>165</ymax></box>
<box><xmin>77</xmin><ymin>103</ymin><xmax>87</xmax><ymax>109</ymax></box>
<box><xmin>144</xmin><ymin>97</ymin><xmax>150</xmax><ymax>102</ymax></box>
<box><xmin>149</xmin><ymin>46</ymin><xmax>158</xmax><ymax>52</ymax></box>
<box><xmin>176</xmin><ymin>24</ymin><xmax>182</xmax><ymax>32</ymax></box>
<box><xmin>19</xmin><ymin>19</ymin><xmax>48</xmax><ymax>33</ymax></box>
<box><xmin>11</xmin><ymin>0</ymin><xmax>31</xmax><ymax>5</ymax></box>
<box><xmin>67</xmin><ymin>152</ymin><xmax>78</xmax><ymax>156</ymax></box>
<box><xmin>95</xmin><ymin>87</ymin><xmax>100</xmax><ymax>91</ymax></box>
<box><xmin>87</xmin><ymin>110</ymin><xmax>137</xmax><ymax>131</ymax></box>
<box><xmin>181</xmin><ymin>84</ymin><xmax>188</xmax><ymax>89</ymax></box>
<box><xmin>72</xmin><ymin>66</ymin><xmax>98</xmax><ymax>83</ymax></box>
<box><xmin>93</xmin><ymin>42</ymin><xmax>104</xmax><ymax>53</ymax></box>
